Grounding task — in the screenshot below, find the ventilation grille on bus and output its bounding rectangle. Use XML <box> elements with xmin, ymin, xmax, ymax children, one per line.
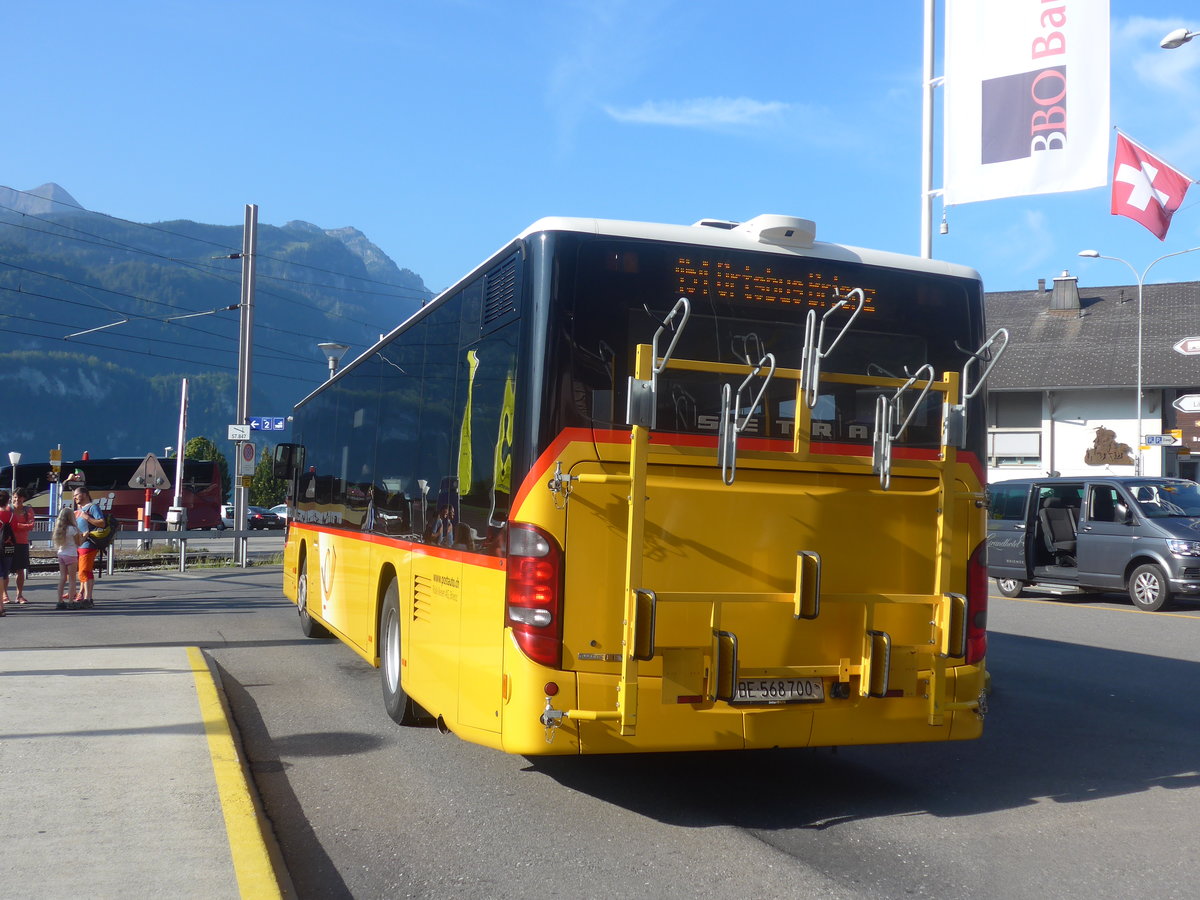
<box><xmin>412</xmin><ymin>574</ymin><xmax>436</xmax><ymax>623</ymax></box>
<box><xmin>482</xmin><ymin>255</ymin><xmax>519</xmax><ymax>325</ymax></box>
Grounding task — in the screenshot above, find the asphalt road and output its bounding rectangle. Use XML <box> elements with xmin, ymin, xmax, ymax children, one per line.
<box><xmin>4</xmin><ymin>569</ymin><xmax>1199</xmax><ymax>899</ymax></box>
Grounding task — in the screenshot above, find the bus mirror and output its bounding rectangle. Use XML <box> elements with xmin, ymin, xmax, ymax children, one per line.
<box><xmin>273</xmin><ymin>443</ymin><xmax>305</xmax><ymax>479</ymax></box>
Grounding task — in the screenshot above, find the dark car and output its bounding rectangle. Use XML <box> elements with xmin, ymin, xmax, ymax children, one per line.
<box><xmin>246</xmin><ymin>506</ymin><xmax>283</xmax><ymax>530</ymax></box>
<box><xmin>988</xmin><ymin>476</ymin><xmax>1200</xmax><ymax>611</ymax></box>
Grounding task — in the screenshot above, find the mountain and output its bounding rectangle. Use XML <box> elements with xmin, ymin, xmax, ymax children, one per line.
<box><xmin>0</xmin><ymin>184</ymin><xmax>431</xmax><ymax>465</ymax></box>
<box><xmin>0</xmin><ymin>182</ymin><xmax>83</xmax><ymax>216</ymax></box>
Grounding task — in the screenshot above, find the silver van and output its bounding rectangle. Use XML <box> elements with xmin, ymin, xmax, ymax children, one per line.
<box><xmin>987</xmin><ymin>476</ymin><xmax>1200</xmax><ymax>611</ymax></box>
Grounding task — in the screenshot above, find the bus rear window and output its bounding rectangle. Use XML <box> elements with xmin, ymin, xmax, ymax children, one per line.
<box><xmin>559</xmin><ymin>239</ymin><xmax>980</xmax><ymax>449</ymax></box>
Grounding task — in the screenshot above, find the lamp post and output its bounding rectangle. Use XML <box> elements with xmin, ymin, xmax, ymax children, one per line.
<box><xmin>318</xmin><ymin>342</ymin><xmax>350</xmax><ymax>380</ymax></box>
<box><xmin>1161</xmin><ymin>27</ymin><xmax>1198</xmax><ymax>49</ymax></box>
<box><xmin>7</xmin><ymin>451</ymin><xmax>19</xmax><ymax>494</ymax></box>
<box><xmin>1078</xmin><ymin>245</ymin><xmax>1200</xmax><ymax>473</ymax></box>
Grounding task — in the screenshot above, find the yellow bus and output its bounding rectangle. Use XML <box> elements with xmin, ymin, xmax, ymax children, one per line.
<box><xmin>276</xmin><ymin>214</ymin><xmax>1004</xmax><ymax>755</ymax></box>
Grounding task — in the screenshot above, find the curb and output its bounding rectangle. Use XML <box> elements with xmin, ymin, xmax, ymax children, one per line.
<box><xmin>187</xmin><ymin>647</ymin><xmax>293</xmax><ymax>899</ymax></box>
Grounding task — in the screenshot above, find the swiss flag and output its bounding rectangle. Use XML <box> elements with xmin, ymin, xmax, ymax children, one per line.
<box><xmin>1111</xmin><ymin>132</ymin><xmax>1194</xmax><ymax>240</ymax></box>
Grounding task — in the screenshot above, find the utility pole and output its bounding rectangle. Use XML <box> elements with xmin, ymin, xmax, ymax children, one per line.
<box><xmin>234</xmin><ymin>204</ymin><xmax>258</xmax><ymax>566</ymax></box>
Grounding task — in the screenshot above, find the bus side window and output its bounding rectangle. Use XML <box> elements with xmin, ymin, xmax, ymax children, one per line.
<box><xmin>453</xmin><ymin>324</ymin><xmax>518</xmax><ymax>556</ymax></box>
<box><xmin>375</xmin><ymin>321</ymin><xmax>426</xmax><ymax>537</ymax></box>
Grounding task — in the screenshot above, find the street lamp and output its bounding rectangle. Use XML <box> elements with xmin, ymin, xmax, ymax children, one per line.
<box><xmin>318</xmin><ymin>342</ymin><xmax>350</xmax><ymax>380</ymax></box>
<box><xmin>7</xmin><ymin>451</ymin><xmax>19</xmax><ymax>493</ymax></box>
<box><xmin>1078</xmin><ymin>246</ymin><xmax>1200</xmax><ymax>473</ymax></box>
<box><xmin>1161</xmin><ymin>27</ymin><xmax>1198</xmax><ymax>49</ymax></box>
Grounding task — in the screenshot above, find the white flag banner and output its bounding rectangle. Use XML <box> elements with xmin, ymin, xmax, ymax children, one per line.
<box><xmin>943</xmin><ymin>0</ymin><xmax>1110</xmax><ymax>206</ymax></box>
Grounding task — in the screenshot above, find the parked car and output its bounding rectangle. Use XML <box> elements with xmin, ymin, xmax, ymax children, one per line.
<box><xmin>219</xmin><ymin>504</ymin><xmax>284</xmax><ymax>530</ymax></box>
<box><xmin>987</xmin><ymin>476</ymin><xmax>1200</xmax><ymax>611</ymax></box>
<box><xmin>247</xmin><ymin>506</ymin><xmax>283</xmax><ymax>530</ymax></box>
<box><xmin>268</xmin><ymin>503</ymin><xmax>289</xmax><ymax>523</ymax></box>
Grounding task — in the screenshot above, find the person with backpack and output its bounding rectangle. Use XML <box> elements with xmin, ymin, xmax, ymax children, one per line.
<box><xmin>73</xmin><ymin>486</ymin><xmax>106</xmax><ymax>609</ymax></box>
<box><xmin>0</xmin><ymin>489</ymin><xmax>13</xmax><ymax>615</ymax></box>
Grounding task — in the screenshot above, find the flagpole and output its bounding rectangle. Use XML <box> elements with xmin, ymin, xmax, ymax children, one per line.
<box><xmin>920</xmin><ymin>0</ymin><xmax>936</xmax><ymax>258</ymax></box>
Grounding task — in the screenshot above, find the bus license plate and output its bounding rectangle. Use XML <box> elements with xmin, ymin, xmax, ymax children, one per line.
<box><xmin>733</xmin><ymin>677</ymin><xmax>824</xmax><ymax>704</ymax></box>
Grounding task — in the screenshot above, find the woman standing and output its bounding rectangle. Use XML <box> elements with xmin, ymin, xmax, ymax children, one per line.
<box><xmin>52</xmin><ymin>505</ymin><xmax>81</xmax><ymax>610</ymax></box>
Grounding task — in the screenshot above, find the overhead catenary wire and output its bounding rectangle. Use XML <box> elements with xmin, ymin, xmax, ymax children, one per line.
<box><xmin>0</xmin><ymin>264</ymin><xmax>368</xmax><ymax>349</ymax></box>
<box><xmin>0</xmin><ymin>320</ymin><xmax>314</xmax><ymax>385</ymax></box>
<box><xmin>0</xmin><ymin>303</ymin><xmax>318</xmax><ymax>368</ymax></box>
<box><xmin>0</xmin><ymin>284</ymin><xmax>330</xmax><ymax>368</ymax></box>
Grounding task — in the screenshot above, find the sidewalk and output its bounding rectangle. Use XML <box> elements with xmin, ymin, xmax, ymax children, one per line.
<box><xmin>0</xmin><ymin>645</ymin><xmax>285</xmax><ymax>899</ymax></box>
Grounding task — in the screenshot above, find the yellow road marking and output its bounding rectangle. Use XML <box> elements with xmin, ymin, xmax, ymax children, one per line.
<box><xmin>187</xmin><ymin>646</ymin><xmax>283</xmax><ymax>899</ymax></box>
<box><xmin>993</xmin><ymin>593</ymin><xmax>1200</xmax><ymax>620</ymax></box>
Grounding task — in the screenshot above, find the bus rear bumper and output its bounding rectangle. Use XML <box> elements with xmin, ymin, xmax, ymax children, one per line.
<box><xmin>501</xmin><ymin>647</ymin><xmax>986</xmax><ymax>755</ymax></box>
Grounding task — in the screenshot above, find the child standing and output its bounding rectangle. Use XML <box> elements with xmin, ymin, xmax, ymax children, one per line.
<box><xmin>52</xmin><ymin>505</ymin><xmax>81</xmax><ymax>610</ymax></box>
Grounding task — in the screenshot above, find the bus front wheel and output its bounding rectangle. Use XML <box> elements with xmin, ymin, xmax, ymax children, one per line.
<box><xmin>297</xmin><ymin>552</ymin><xmax>333</xmax><ymax>639</ymax></box>
<box><xmin>380</xmin><ymin>577</ymin><xmax>427</xmax><ymax>726</ymax></box>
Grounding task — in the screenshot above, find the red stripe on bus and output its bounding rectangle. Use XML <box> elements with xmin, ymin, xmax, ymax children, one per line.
<box><xmin>287</xmin><ymin>521</ymin><xmax>506</xmax><ymax>570</ymax></box>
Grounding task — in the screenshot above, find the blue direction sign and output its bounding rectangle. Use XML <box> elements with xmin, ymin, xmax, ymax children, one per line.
<box><xmin>1145</xmin><ymin>434</ymin><xmax>1181</xmax><ymax>446</ymax></box>
<box><xmin>249</xmin><ymin>417</ymin><xmax>287</xmax><ymax>432</ymax></box>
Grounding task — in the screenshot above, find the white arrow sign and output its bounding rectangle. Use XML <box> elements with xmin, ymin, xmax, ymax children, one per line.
<box><xmin>1175</xmin><ymin>337</ymin><xmax>1200</xmax><ymax>356</ymax></box>
<box><xmin>1145</xmin><ymin>434</ymin><xmax>1181</xmax><ymax>446</ymax></box>
<box><xmin>1173</xmin><ymin>394</ymin><xmax>1200</xmax><ymax>413</ymax></box>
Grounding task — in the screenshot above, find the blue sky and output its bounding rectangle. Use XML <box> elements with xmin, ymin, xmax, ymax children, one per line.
<box><xmin>6</xmin><ymin>1</ymin><xmax>1200</xmax><ymax>301</ymax></box>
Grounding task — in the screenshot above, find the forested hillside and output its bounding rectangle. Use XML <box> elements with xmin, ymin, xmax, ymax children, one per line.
<box><xmin>0</xmin><ymin>184</ymin><xmax>430</xmax><ymax>462</ymax></box>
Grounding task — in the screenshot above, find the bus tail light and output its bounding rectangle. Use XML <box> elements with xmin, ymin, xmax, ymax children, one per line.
<box><xmin>965</xmin><ymin>540</ymin><xmax>988</xmax><ymax>665</ymax></box>
<box><xmin>506</xmin><ymin>523</ymin><xmax>563</xmax><ymax>669</ymax></box>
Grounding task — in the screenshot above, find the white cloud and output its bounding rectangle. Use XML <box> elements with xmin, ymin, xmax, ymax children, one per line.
<box><xmin>1117</xmin><ymin>16</ymin><xmax>1200</xmax><ymax>97</ymax></box>
<box><xmin>604</xmin><ymin>96</ymin><xmax>789</xmax><ymax>129</ymax></box>
<box><xmin>545</xmin><ymin>0</ymin><xmax>672</xmax><ymax>152</ymax></box>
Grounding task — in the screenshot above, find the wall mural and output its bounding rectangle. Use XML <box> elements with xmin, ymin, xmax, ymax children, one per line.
<box><xmin>1084</xmin><ymin>426</ymin><xmax>1134</xmax><ymax>466</ymax></box>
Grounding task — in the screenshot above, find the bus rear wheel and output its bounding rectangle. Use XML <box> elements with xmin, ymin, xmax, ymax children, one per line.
<box><xmin>995</xmin><ymin>578</ymin><xmax>1026</xmax><ymax>598</ymax></box>
<box><xmin>380</xmin><ymin>577</ymin><xmax>427</xmax><ymax>726</ymax></box>
<box><xmin>297</xmin><ymin>551</ymin><xmax>332</xmax><ymax>639</ymax></box>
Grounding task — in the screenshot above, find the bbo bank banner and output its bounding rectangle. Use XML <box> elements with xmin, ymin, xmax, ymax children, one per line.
<box><xmin>943</xmin><ymin>0</ymin><xmax>1109</xmax><ymax>206</ymax></box>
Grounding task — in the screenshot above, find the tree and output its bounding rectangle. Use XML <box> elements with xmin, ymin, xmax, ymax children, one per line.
<box><xmin>185</xmin><ymin>436</ymin><xmax>231</xmax><ymax>500</ymax></box>
<box><xmin>250</xmin><ymin>444</ymin><xmax>286</xmax><ymax>507</ymax></box>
